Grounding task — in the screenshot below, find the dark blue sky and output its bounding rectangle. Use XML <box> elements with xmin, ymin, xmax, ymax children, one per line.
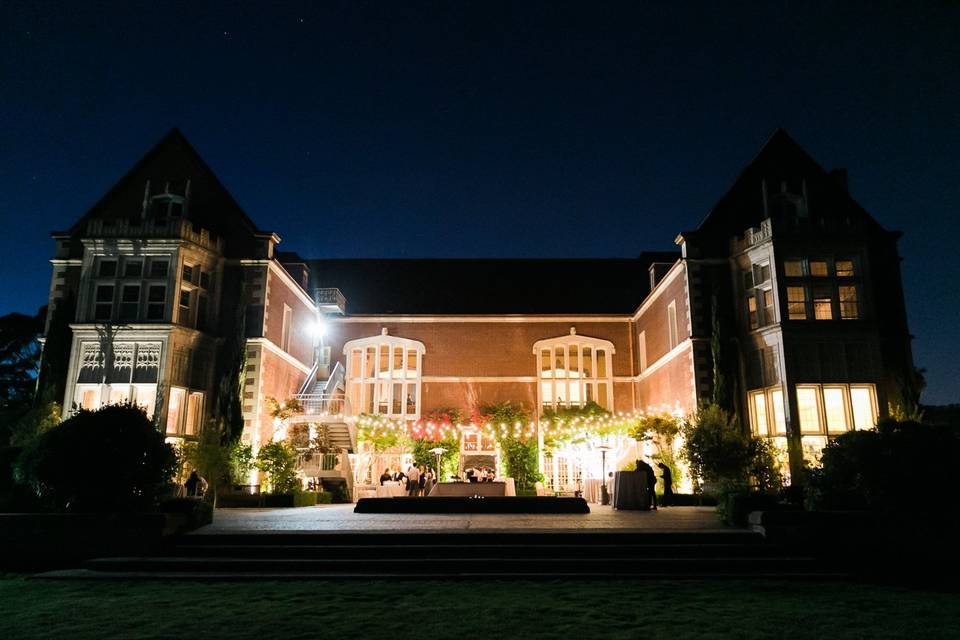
<box><xmin>1</xmin><ymin>2</ymin><xmax>958</xmax><ymax>403</ymax></box>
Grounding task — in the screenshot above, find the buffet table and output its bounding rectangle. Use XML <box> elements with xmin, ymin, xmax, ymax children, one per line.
<box><xmin>612</xmin><ymin>470</ymin><xmax>650</xmax><ymax>510</ymax></box>
<box><xmin>428</xmin><ymin>481</ymin><xmax>514</xmax><ymax>497</ymax></box>
<box><xmin>376</xmin><ymin>482</ymin><xmax>407</xmax><ymax>498</ymax></box>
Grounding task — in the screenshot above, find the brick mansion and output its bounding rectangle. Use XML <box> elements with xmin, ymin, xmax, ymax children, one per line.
<box><xmin>40</xmin><ymin>129</ymin><xmax>915</xmax><ymax>489</ymax></box>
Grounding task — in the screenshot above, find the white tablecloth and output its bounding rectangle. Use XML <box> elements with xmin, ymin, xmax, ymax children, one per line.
<box><xmin>376</xmin><ymin>482</ymin><xmax>407</xmax><ymax>498</ymax></box>
<box><xmin>498</xmin><ymin>477</ymin><xmax>516</xmax><ymax>497</ymax></box>
<box><xmin>582</xmin><ymin>478</ymin><xmax>602</xmax><ymax>503</ymax></box>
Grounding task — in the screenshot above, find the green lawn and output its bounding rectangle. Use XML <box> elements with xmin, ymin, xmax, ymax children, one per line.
<box><xmin>1</xmin><ymin>576</ymin><xmax>958</xmax><ymax>639</ymax></box>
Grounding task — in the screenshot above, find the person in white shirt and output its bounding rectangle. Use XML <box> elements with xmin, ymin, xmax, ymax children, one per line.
<box><xmin>406</xmin><ymin>464</ymin><xmax>421</xmax><ymax>496</ymax></box>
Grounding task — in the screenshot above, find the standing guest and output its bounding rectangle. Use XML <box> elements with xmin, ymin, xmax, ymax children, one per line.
<box><xmin>424</xmin><ymin>468</ymin><xmax>435</xmax><ymax>495</ymax></box>
<box><xmin>657</xmin><ymin>462</ymin><xmax>673</xmax><ymax>507</ymax></box>
<box><xmin>379</xmin><ymin>469</ymin><xmax>392</xmax><ymax>485</ymax></box>
<box><xmin>635</xmin><ymin>459</ymin><xmax>658</xmax><ymax>510</ymax></box>
<box><xmin>418</xmin><ymin>465</ymin><xmax>426</xmax><ymax>496</ymax></box>
<box><xmin>185</xmin><ymin>470</ymin><xmax>201</xmax><ymax>497</ymax></box>
<box><xmin>406</xmin><ymin>464</ymin><xmax>421</xmax><ymax>496</ymax></box>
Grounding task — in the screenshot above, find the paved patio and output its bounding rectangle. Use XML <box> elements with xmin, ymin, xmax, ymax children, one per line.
<box><xmin>196</xmin><ymin>504</ymin><xmax>729</xmax><ymax>533</ymax></box>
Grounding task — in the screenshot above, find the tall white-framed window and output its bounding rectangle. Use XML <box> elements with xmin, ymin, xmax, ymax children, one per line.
<box><xmin>667</xmin><ymin>301</ymin><xmax>679</xmax><ymax>349</ymax></box>
<box><xmin>638</xmin><ymin>330</ymin><xmax>648</xmax><ymax>373</ymax></box>
<box><xmin>344</xmin><ymin>331</ymin><xmax>425</xmax><ymax>419</ymax></box>
<box><xmin>534</xmin><ymin>331</ymin><xmax>615</xmax><ymax>413</ymax></box>
<box><xmin>281</xmin><ymin>304</ymin><xmax>293</xmax><ymax>352</ymax></box>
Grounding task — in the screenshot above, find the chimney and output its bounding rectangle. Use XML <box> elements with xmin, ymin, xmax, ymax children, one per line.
<box><xmin>830</xmin><ymin>168</ymin><xmax>849</xmax><ymax>193</ymax></box>
<box><xmin>648</xmin><ymin>262</ymin><xmax>673</xmax><ymax>290</ymax></box>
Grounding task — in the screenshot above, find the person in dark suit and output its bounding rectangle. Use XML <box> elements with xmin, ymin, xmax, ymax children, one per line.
<box><xmin>657</xmin><ymin>462</ymin><xmax>673</xmax><ymax>507</ymax></box>
<box><xmin>379</xmin><ymin>469</ymin><xmax>392</xmax><ymax>485</ymax></box>
<box><xmin>635</xmin><ymin>459</ymin><xmax>658</xmax><ymax>510</ymax></box>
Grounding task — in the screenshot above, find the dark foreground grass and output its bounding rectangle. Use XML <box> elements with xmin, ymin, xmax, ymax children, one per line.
<box><xmin>1</xmin><ymin>577</ymin><xmax>959</xmax><ymax>639</ymax></box>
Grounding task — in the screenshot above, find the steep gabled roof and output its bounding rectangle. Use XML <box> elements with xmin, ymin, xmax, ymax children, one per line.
<box><xmin>66</xmin><ymin>128</ymin><xmax>266</xmax><ymax>249</ymax></box>
<box><xmin>693</xmin><ymin>128</ymin><xmax>886</xmax><ymax>239</ymax></box>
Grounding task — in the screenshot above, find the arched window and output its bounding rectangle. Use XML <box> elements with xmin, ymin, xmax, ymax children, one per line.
<box><xmin>534</xmin><ymin>330</ymin><xmax>615</xmax><ymax>413</ymax></box>
<box><xmin>343</xmin><ymin>330</ymin><xmax>425</xmax><ymax>419</ymax></box>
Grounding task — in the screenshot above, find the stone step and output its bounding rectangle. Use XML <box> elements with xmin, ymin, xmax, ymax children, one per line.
<box><xmin>169</xmin><ymin>543</ymin><xmax>787</xmax><ymax>560</ymax></box>
<box><xmin>81</xmin><ymin>555</ymin><xmax>828</xmax><ymax>576</ymax></box>
<box><xmin>178</xmin><ymin>530</ymin><xmax>764</xmax><ymax>547</ymax></box>
<box><xmin>37</xmin><ymin>568</ymin><xmax>848</xmax><ymax>581</ymax></box>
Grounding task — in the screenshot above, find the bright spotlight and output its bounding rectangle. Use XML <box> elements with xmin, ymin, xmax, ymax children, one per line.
<box><xmin>311</xmin><ymin>318</ymin><xmax>327</xmax><ymax>340</ymax></box>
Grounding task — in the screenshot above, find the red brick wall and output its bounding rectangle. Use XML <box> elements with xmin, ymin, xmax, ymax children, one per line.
<box><xmin>635</xmin><ymin>346</ymin><xmax>697</xmax><ymax>416</ymax></box>
<box><xmin>327</xmin><ymin>321</ymin><xmax>632</xmax><ymax>376</ymax></box>
<box><xmin>254</xmin><ymin>347</ymin><xmax>309</xmax><ymax>445</ymax></box>
<box><xmin>326</xmin><ymin>320</ymin><xmax>635</xmax><ymax>413</ymax></box>
<box><xmin>634</xmin><ymin>264</ymin><xmax>690</xmax><ymax>369</ymax></box>
<box><xmin>263</xmin><ymin>265</ymin><xmax>314</xmax><ymax>367</ymax></box>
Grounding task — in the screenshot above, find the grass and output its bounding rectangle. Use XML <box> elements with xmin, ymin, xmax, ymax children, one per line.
<box><xmin>1</xmin><ymin>576</ymin><xmax>958</xmax><ymax>639</ymax></box>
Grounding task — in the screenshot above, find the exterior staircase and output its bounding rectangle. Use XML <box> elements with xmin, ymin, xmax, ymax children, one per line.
<box><xmin>37</xmin><ymin>529</ymin><xmax>845</xmax><ymax>580</ymax></box>
<box><xmin>289</xmin><ymin>361</ymin><xmax>357</xmax><ymax>498</ymax></box>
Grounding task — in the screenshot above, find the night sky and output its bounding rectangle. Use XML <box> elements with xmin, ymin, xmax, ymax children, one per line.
<box><xmin>1</xmin><ymin>2</ymin><xmax>957</xmax><ymax>403</ymax></box>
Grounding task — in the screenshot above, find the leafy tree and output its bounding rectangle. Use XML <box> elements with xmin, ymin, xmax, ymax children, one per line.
<box><xmin>180</xmin><ymin>424</ymin><xmax>232</xmax><ymax>505</ymax></box>
<box><xmin>214</xmin><ymin>279</ymin><xmax>247</xmax><ymax>442</ymax></box>
<box><xmin>36</xmin><ymin>295</ymin><xmax>74</xmax><ymax>408</ymax></box>
<box><xmin>256</xmin><ymin>440</ymin><xmax>300</xmax><ymax>494</ymax></box>
<box><xmin>476</xmin><ymin>402</ymin><xmax>542</xmax><ymax>490</ymax></box>
<box><xmin>807</xmin><ymin>418</ymin><xmax>959</xmax><ymax>514</ymax></box>
<box><xmin>17</xmin><ymin>403</ymin><xmax>177</xmax><ymax>511</ymax></box>
<box><xmin>411</xmin><ymin>434</ymin><xmax>459</xmax><ymax>481</ymax></box>
<box><xmin>228</xmin><ymin>440</ymin><xmax>256</xmax><ymax>485</ymax></box>
<box><xmin>0</xmin><ymin>310</ymin><xmax>44</xmax><ymax>445</ymax></box>
<box><xmin>681</xmin><ymin>403</ymin><xmax>780</xmax><ymax>492</ymax></box>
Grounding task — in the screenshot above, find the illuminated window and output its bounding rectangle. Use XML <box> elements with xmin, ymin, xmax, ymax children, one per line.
<box><xmin>344</xmin><ymin>333</ymin><xmax>424</xmax><ymax>418</ymax></box>
<box><xmin>796</xmin><ymin>386</ymin><xmax>821</xmax><ymax>433</ymax></box>
<box><xmin>638</xmin><ymin>331</ymin><xmax>647</xmax><ymax>372</ymax></box>
<box><xmin>823</xmin><ymin>386</ymin><xmax>848</xmax><ymax>434</ymax></box>
<box><xmin>747</xmin><ymin>295</ymin><xmax>758</xmax><ymax>329</ymax></box>
<box><xmin>813</xmin><ymin>286</ymin><xmax>833</xmax><ymax>320</ymax></box>
<box><xmin>185</xmin><ymin>392</ymin><xmax>203</xmax><ymax>435</ymax></box>
<box><xmin>810</xmin><ymin>260</ymin><xmax>829</xmax><ymax>277</ymax></box>
<box><xmin>787</xmin><ymin>286</ymin><xmax>807</xmax><ymax>320</ymax></box>
<box><xmin>762</xmin><ymin>289</ymin><xmax>775</xmax><ymax>324</ymax></box>
<box><xmin>839</xmin><ymin>285</ymin><xmax>859</xmax><ymax>319</ymax></box>
<box><xmin>835</xmin><ymin>260</ymin><xmax>855</xmax><ymax>277</ymax></box>
<box><xmin>750</xmin><ymin>391</ymin><xmax>769</xmax><ymax>436</ymax></box>
<box><xmin>850</xmin><ymin>385</ymin><xmax>876</xmax><ymax>430</ymax></box>
<box><xmin>770</xmin><ymin>388</ymin><xmax>787</xmax><ymax>434</ymax></box>
<box><xmin>167</xmin><ymin>387</ymin><xmax>185</xmax><ymax>434</ymax></box>
<box><xmin>784</xmin><ymin>260</ymin><xmax>804</xmax><ymax>277</ymax></box>
<box><xmin>535</xmin><ymin>333</ymin><xmax>615</xmax><ymax>413</ymax></box>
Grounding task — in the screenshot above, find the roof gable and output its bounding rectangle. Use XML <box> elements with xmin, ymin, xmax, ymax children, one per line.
<box><xmin>67</xmin><ymin>129</ymin><xmax>265</xmax><ymax>255</ymax></box>
<box><xmin>694</xmin><ymin>129</ymin><xmax>886</xmax><ymax>239</ymax></box>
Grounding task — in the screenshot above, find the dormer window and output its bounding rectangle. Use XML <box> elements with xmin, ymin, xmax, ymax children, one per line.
<box><xmin>150</xmin><ymin>194</ymin><xmax>185</xmax><ymax>221</ymax></box>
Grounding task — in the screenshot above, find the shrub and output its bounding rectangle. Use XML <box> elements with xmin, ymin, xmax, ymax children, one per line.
<box><xmin>681</xmin><ymin>403</ymin><xmax>781</xmax><ymax>491</ymax></box>
<box><xmin>16</xmin><ymin>404</ymin><xmax>177</xmax><ymax>512</ymax></box>
<box><xmin>228</xmin><ymin>440</ymin><xmax>256</xmax><ymax>484</ymax></box>
<box><xmin>476</xmin><ymin>402</ymin><xmax>543</xmax><ymax>490</ymax></box>
<box><xmin>256</xmin><ymin>440</ymin><xmax>300</xmax><ymax>494</ymax></box>
<box><xmin>292</xmin><ymin>491</ymin><xmax>319</xmax><ymax>507</ymax></box>
<box><xmin>807</xmin><ymin>418</ymin><xmax>960</xmax><ymax>515</ymax></box>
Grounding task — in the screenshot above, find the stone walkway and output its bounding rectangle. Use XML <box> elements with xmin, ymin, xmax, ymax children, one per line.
<box><xmin>196</xmin><ymin>504</ymin><xmax>729</xmax><ymax>534</ymax></box>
